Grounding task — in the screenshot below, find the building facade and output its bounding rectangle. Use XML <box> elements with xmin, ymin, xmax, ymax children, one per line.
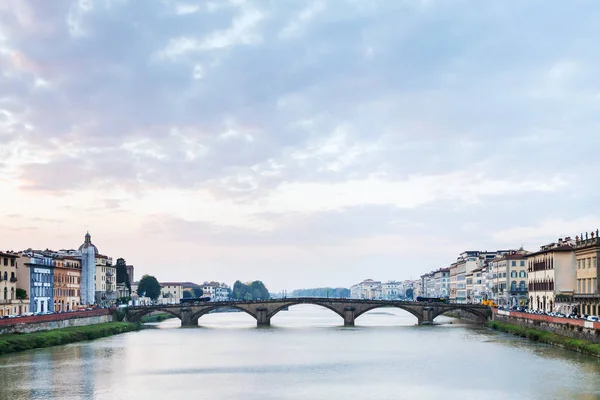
<box><xmin>350</xmin><ymin>279</ymin><xmax>382</xmax><ymax>300</ymax></box>
<box><xmin>79</xmin><ymin>232</ymin><xmax>98</xmax><ymax>306</ymax></box>
<box><xmin>53</xmin><ymin>256</ymin><xmax>82</xmax><ymax>312</ymax></box>
<box><xmin>574</xmin><ymin>231</ymin><xmax>599</xmax><ymax>316</ymax></box>
<box><xmin>95</xmin><ymin>254</ymin><xmax>116</xmax><ymax>307</ymax></box>
<box><xmin>490</xmin><ymin>251</ymin><xmax>529</xmax><ymax>307</ymax></box>
<box><xmin>381</xmin><ymin>281</ymin><xmax>402</xmax><ymax>300</ymax></box>
<box><xmin>21</xmin><ymin>252</ymin><xmax>55</xmax><ymax>313</ymax></box>
<box><xmin>160</xmin><ymin>282</ymin><xmax>183</xmax><ymax>304</ymax></box>
<box><xmin>0</xmin><ymin>252</ymin><xmax>30</xmax><ymax>316</ymax></box>
<box><xmin>527</xmin><ymin>238</ymin><xmax>577</xmax><ymax>313</ymax></box>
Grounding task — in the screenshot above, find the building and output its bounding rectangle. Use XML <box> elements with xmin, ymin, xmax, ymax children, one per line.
<box><xmin>527</xmin><ymin>238</ymin><xmax>576</xmax><ymax>313</ymax></box>
<box><xmin>489</xmin><ymin>251</ymin><xmax>529</xmax><ymax>307</ymax></box>
<box><xmin>350</xmin><ymin>279</ymin><xmax>382</xmax><ymax>299</ymax></box>
<box><xmin>125</xmin><ymin>264</ymin><xmax>135</xmax><ymax>284</ymax></box>
<box><xmin>200</xmin><ymin>282</ymin><xmax>231</xmax><ymax>301</ymax></box>
<box><xmin>420</xmin><ymin>273</ymin><xmax>435</xmax><ymax>298</ymax></box>
<box><xmin>381</xmin><ymin>281</ymin><xmax>402</xmax><ymax>300</ymax></box>
<box><xmin>54</xmin><ymin>256</ymin><xmax>82</xmax><ymax>312</ymax></box>
<box><xmin>79</xmin><ymin>232</ymin><xmax>98</xmax><ymax>306</ymax></box>
<box><xmin>574</xmin><ymin>231</ymin><xmax>599</xmax><ymax>316</ymax></box>
<box><xmin>449</xmin><ymin>262</ymin><xmax>458</xmax><ymax>302</ymax></box>
<box><xmin>453</xmin><ymin>250</ymin><xmax>509</xmax><ymax>303</ymax></box>
<box><xmin>160</xmin><ymin>282</ymin><xmax>183</xmax><ymax>304</ymax></box>
<box><xmin>433</xmin><ymin>268</ymin><xmax>450</xmax><ymax>298</ymax></box>
<box><xmin>18</xmin><ymin>251</ymin><xmax>55</xmax><ymax>313</ymax></box>
<box><xmin>95</xmin><ymin>254</ymin><xmax>116</xmax><ymax>307</ymax></box>
<box><xmin>0</xmin><ymin>251</ymin><xmax>30</xmax><ymax>316</ymax></box>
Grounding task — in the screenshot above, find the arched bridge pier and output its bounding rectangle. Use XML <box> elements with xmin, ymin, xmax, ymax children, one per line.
<box><xmin>126</xmin><ymin>298</ymin><xmax>491</xmax><ymax>327</ymax></box>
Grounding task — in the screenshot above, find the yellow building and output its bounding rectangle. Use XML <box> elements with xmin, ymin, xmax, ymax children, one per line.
<box><xmin>160</xmin><ymin>282</ymin><xmax>183</xmax><ymax>304</ymax></box>
<box><xmin>574</xmin><ymin>231</ymin><xmax>599</xmax><ymax>316</ymax></box>
<box><xmin>0</xmin><ymin>251</ymin><xmax>30</xmax><ymax>316</ymax></box>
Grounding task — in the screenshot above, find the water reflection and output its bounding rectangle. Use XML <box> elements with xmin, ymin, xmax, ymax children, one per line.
<box><xmin>0</xmin><ymin>305</ymin><xmax>598</xmax><ymax>400</ymax></box>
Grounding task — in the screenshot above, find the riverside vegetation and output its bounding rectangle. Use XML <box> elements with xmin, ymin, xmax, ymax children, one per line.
<box><xmin>0</xmin><ymin>322</ymin><xmax>140</xmax><ymax>355</ymax></box>
<box><xmin>487</xmin><ymin>320</ymin><xmax>600</xmax><ymax>358</ymax></box>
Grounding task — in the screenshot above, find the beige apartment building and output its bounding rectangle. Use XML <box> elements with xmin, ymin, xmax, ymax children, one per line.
<box><xmin>527</xmin><ymin>238</ymin><xmax>576</xmax><ymax>313</ymax></box>
<box><xmin>574</xmin><ymin>231</ymin><xmax>599</xmax><ymax>316</ymax></box>
<box><xmin>160</xmin><ymin>282</ymin><xmax>183</xmax><ymax>304</ymax></box>
<box><xmin>0</xmin><ymin>251</ymin><xmax>30</xmax><ymax>316</ymax></box>
<box><xmin>95</xmin><ymin>254</ymin><xmax>116</xmax><ymax>307</ymax></box>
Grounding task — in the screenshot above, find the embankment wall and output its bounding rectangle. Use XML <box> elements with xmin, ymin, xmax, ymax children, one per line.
<box><xmin>0</xmin><ymin>309</ymin><xmax>114</xmax><ymax>334</ymax></box>
<box><xmin>492</xmin><ymin>310</ymin><xmax>600</xmax><ymax>344</ymax></box>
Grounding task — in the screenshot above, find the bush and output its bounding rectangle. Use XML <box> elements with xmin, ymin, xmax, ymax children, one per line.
<box><xmin>0</xmin><ymin>323</ymin><xmax>140</xmax><ymax>355</ymax></box>
<box><xmin>486</xmin><ymin>321</ymin><xmax>600</xmax><ymax>358</ymax></box>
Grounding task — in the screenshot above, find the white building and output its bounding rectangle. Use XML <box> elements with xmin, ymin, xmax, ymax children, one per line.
<box><xmin>381</xmin><ymin>281</ymin><xmax>402</xmax><ymax>300</ymax></box>
<box><xmin>350</xmin><ymin>279</ymin><xmax>382</xmax><ymax>300</ymax></box>
<box><xmin>201</xmin><ymin>282</ymin><xmax>231</xmax><ymax>301</ymax></box>
<box><xmin>78</xmin><ymin>232</ymin><xmax>97</xmax><ymax>306</ymax></box>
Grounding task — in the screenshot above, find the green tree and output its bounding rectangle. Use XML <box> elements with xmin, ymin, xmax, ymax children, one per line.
<box><xmin>183</xmin><ymin>290</ymin><xmax>193</xmax><ymax>298</ymax></box>
<box><xmin>231</xmin><ymin>280</ymin><xmax>269</xmax><ymax>300</ymax></box>
<box><xmin>405</xmin><ymin>288</ymin><xmax>414</xmax><ymax>300</ymax></box>
<box><xmin>192</xmin><ymin>287</ymin><xmax>204</xmax><ymax>298</ymax></box>
<box><xmin>15</xmin><ymin>288</ymin><xmax>27</xmax><ymax>300</ymax></box>
<box><xmin>137</xmin><ymin>275</ymin><xmax>161</xmax><ymax>301</ymax></box>
<box><xmin>115</xmin><ymin>258</ymin><xmax>131</xmax><ymax>294</ymax></box>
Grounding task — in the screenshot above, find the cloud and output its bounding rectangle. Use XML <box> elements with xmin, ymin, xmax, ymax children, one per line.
<box><xmin>1</xmin><ymin>0</ymin><xmax>599</xmax><ymax>288</ymax></box>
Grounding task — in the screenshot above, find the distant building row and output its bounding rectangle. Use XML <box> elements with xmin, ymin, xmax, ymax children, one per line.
<box><xmin>419</xmin><ymin>230</ymin><xmax>600</xmax><ymax>317</ymax></box>
<box><xmin>131</xmin><ymin>281</ymin><xmax>231</xmax><ymax>305</ymax></box>
<box><xmin>349</xmin><ymin>279</ymin><xmax>420</xmax><ymax>300</ymax></box>
<box><xmin>0</xmin><ymin>233</ymin><xmax>134</xmax><ymax>316</ymax></box>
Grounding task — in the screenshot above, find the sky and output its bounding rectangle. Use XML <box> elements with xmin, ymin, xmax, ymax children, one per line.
<box><xmin>1</xmin><ymin>0</ymin><xmax>599</xmax><ymax>292</ymax></box>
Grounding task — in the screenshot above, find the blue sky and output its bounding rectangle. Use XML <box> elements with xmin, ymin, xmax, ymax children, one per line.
<box><xmin>1</xmin><ymin>0</ymin><xmax>599</xmax><ymax>291</ymax></box>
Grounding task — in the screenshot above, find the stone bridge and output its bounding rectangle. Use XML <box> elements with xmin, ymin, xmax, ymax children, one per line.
<box><xmin>126</xmin><ymin>298</ymin><xmax>491</xmax><ymax>327</ymax></box>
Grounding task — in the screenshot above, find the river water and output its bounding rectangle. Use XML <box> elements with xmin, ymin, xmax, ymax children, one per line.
<box><xmin>0</xmin><ymin>305</ymin><xmax>599</xmax><ymax>400</ymax></box>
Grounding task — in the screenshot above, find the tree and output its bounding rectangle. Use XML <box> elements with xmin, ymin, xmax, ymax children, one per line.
<box><xmin>137</xmin><ymin>275</ymin><xmax>161</xmax><ymax>301</ymax></box>
<box><xmin>115</xmin><ymin>258</ymin><xmax>131</xmax><ymax>294</ymax></box>
<box><xmin>405</xmin><ymin>288</ymin><xmax>414</xmax><ymax>300</ymax></box>
<box><xmin>230</xmin><ymin>280</ymin><xmax>270</xmax><ymax>300</ymax></box>
<box><xmin>192</xmin><ymin>287</ymin><xmax>203</xmax><ymax>298</ymax></box>
<box><xmin>183</xmin><ymin>290</ymin><xmax>193</xmax><ymax>298</ymax></box>
<box><xmin>16</xmin><ymin>288</ymin><xmax>27</xmax><ymax>300</ymax></box>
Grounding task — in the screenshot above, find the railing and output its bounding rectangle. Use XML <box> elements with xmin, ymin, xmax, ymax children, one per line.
<box><xmin>10</xmin><ymin>277</ymin><xmax>17</xmax><ymax>283</ymax></box>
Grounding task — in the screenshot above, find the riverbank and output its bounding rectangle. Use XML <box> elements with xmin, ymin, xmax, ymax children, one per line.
<box><xmin>487</xmin><ymin>320</ymin><xmax>600</xmax><ymax>358</ymax></box>
<box><xmin>0</xmin><ymin>322</ymin><xmax>140</xmax><ymax>356</ymax></box>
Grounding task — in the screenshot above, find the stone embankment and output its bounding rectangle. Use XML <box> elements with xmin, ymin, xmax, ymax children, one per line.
<box><xmin>0</xmin><ymin>309</ymin><xmax>113</xmax><ymax>335</ymax></box>
<box><xmin>492</xmin><ymin>309</ymin><xmax>600</xmax><ymax>344</ymax></box>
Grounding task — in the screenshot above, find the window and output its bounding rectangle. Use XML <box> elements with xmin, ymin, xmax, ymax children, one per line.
<box><xmin>10</xmin><ymin>259</ymin><xmax>14</xmax><ymax>266</ymax></box>
<box><xmin>511</xmin><ymin>271</ymin><xmax>517</xmax><ymax>278</ymax></box>
<box><xmin>578</xmin><ymin>260</ymin><xmax>581</xmax><ymax>269</ymax></box>
<box><xmin>3</xmin><ymin>258</ymin><xmax>6</xmax><ymax>266</ymax></box>
<box><xmin>519</xmin><ymin>271</ymin><xmax>527</xmax><ymax>278</ymax></box>
<box><xmin>512</xmin><ymin>261</ymin><xmax>516</xmax><ymax>267</ymax></box>
<box><xmin>520</xmin><ymin>260</ymin><xmax>525</xmax><ymax>266</ymax></box>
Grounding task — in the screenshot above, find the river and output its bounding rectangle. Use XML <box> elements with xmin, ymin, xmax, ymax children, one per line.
<box><xmin>0</xmin><ymin>305</ymin><xmax>599</xmax><ymax>400</ymax></box>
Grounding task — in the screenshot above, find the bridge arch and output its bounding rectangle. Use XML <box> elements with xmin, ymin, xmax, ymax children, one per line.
<box><xmin>190</xmin><ymin>304</ymin><xmax>258</xmax><ymax>324</ymax></box>
<box><xmin>267</xmin><ymin>301</ymin><xmax>346</xmax><ymax>321</ymax></box>
<box><xmin>354</xmin><ymin>304</ymin><xmax>423</xmax><ymax>323</ymax></box>
<box><xmin>130</xmin><ymin>307</ymin><xmax>183</xmax><ymax>322</ymax></box>
<box><xmin>431</xmin><ymin>306</ymin><xmax>489</xmax><ymax>322</ymax></box>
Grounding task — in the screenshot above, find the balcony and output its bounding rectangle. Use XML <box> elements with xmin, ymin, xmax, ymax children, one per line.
<box><xmin>106</xmin><ymin>270</ymin><xmax>114</xmax><ymax>276</ymax></box>
<box><xmin>10</xmin><ymin>277</ymin><xmax>17</xmax><ymax>283</ymax></box>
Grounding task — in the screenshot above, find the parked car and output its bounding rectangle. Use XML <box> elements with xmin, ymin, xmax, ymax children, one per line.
<box><xmin>586</xmin><ymin>315</ymin><xmax>599</xmax><ymax>322</ymax></box>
